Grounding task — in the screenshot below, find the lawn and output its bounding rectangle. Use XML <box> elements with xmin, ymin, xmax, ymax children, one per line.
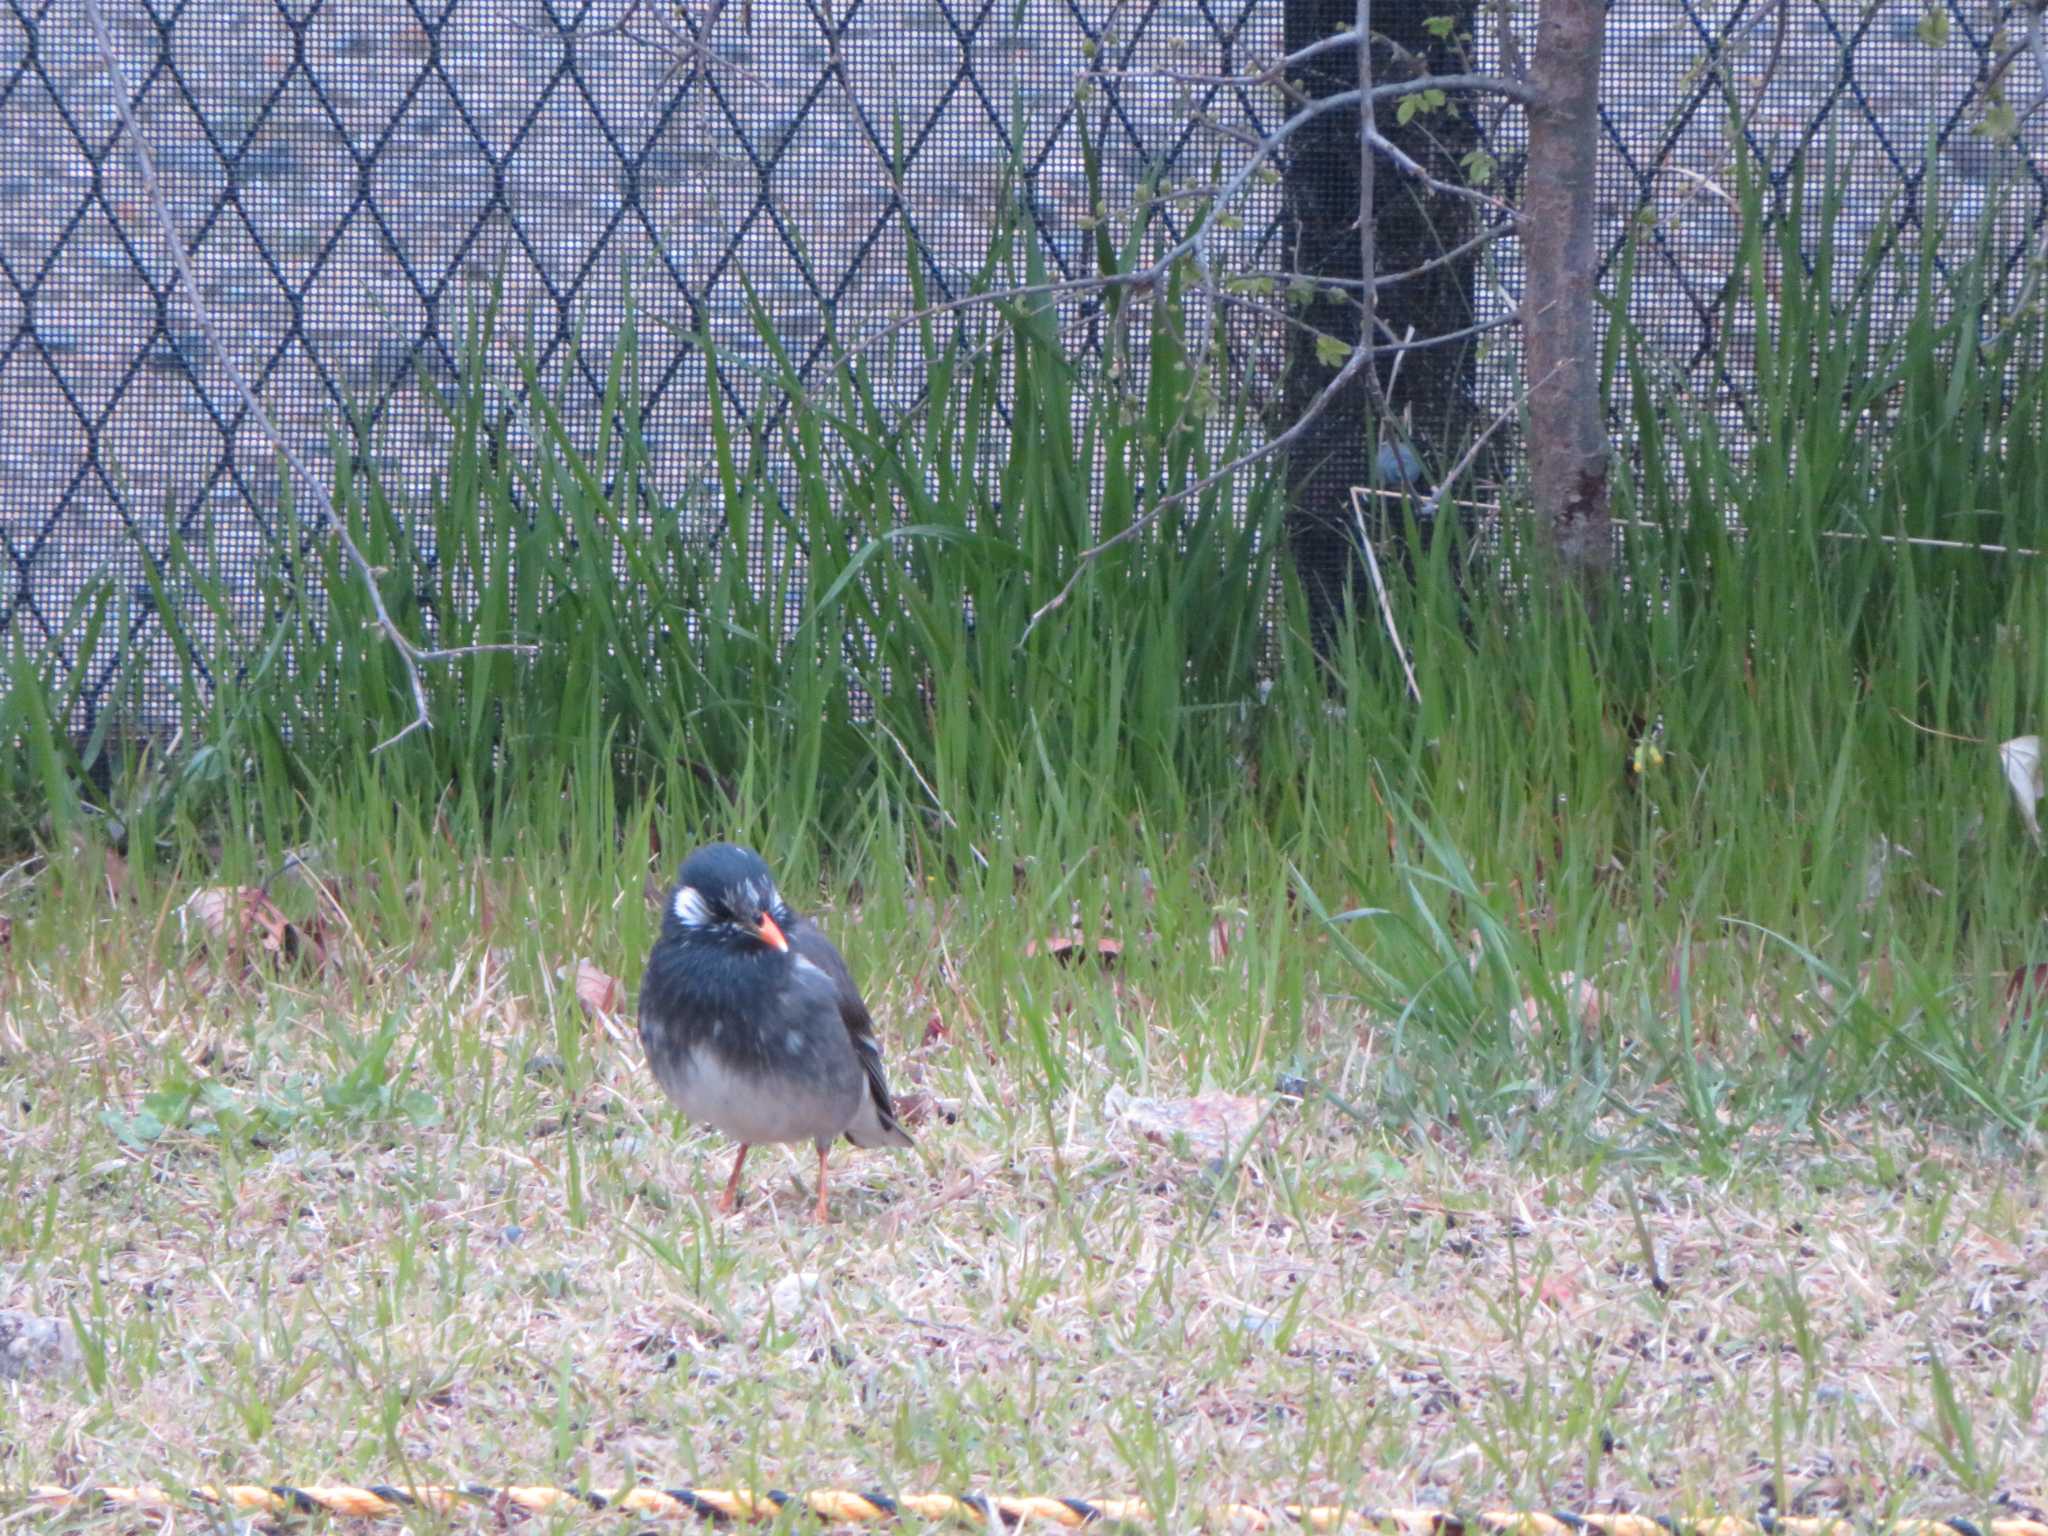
<box><xmin>2</xmin><ymin>840</ymin><xmax>2044</xmax><ymax>1525</ymax></box>
<box><xmin>4</xmin><ymin>177</ymin><xmax>2048</xmax><ymax>1528</ymax></box>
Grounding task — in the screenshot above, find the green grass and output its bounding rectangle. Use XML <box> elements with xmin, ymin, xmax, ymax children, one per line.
<box><xmin>25</xmin><ymin>174</ymin><xmax>2048</xmax><ymax>1136</ymax></box>
<box><xmin>1</xmin><ymin>164</ymin><xmax>2046</xmax><ymax>1514</ymax></box>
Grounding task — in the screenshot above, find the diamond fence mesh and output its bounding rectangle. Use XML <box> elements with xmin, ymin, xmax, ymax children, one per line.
<box><xmin>2</xmin><ymin>0</ymin><xmax>2046</xmax><ymax>733</ymax></box>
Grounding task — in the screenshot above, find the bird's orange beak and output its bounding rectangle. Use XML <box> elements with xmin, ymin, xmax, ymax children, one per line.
<box><xmin>751</xmin><ymin>911</ymin><xmax>790</xmax><ymax>952</ymax></box>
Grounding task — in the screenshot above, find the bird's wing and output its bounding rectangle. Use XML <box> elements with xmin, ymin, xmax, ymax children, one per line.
<box><xmin>790</xmin><ymin>919</ymin><xmax>913</xmax><ymax>1148</ymax></box>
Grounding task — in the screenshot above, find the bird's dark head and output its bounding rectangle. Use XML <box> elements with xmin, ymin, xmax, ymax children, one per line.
<box><xmin>662</xmin><ymin>842</ymin><xmax>793</xmax><ymax>954</ymax></box>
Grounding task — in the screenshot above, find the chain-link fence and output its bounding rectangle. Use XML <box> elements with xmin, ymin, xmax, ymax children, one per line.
<box><xmin>4</xmin><ymin>0</ymin><xmax>2046</xmax><ymax>730</ymax></box>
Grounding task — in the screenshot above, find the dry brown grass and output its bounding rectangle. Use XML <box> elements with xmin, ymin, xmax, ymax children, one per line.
<box><xmin>2</xmin><ymin>899</ymin><xmax>2045</xmax><ymax>1528</ymax></box>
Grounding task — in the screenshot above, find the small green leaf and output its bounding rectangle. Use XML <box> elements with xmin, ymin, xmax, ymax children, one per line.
<box><xmin>1916</xmin><ymin>6</ymin><xmax>1948</xmax><ymax>46</ymax></box>
<box><xmin>1397</xmin><ymin>94</ymin><xmax>1420</xmax><ymax>125</ymax></box>
<box><xmin>1423</xmin><ymin>13</ymin><xmax>1456</xmax><ymax>38</ymax></box>
<box><xmin>1314</xmin><ymin>334</ymin><xmax>1353</xmax><ymax>368</ymax></box>
<box><xmin>1287</xmin><ymin>276</ymin><xmax>1317</xmax><ymax>307</ymax></box>
<box><xmin>102</xmin><ymin>1107</ymin><xmax>166</xmax><ymax>1147</ymax></box>
<box><xmin>1462</xmin><ymin>147</ymin><xmax>1497</xmax><ymax>185</ymax></box>
<box><xmin>398</xmin><ymin>1090</ymin><xmax>444</xmax><ymax>1129</ymax></box>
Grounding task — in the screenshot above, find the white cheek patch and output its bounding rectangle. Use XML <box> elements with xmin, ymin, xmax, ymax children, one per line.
<box><xmin>672</xmin><ymin>885</ymin><xmax>715</xmax><ymax>927</ymax></box>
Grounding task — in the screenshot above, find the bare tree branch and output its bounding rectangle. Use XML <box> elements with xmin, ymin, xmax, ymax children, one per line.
<box><xmin>786</xmin><ymin>61</ymin><xmax>1519</xmax><ymax>389</ymax></box>
<box><xmin>1374</xmin><ymin>219</ymin><xmax>1516</xmax><ymax>288</ymax></box>
<box><xmin>1420</xmin><ymin>357</ymin><xmax>1568</xmax><ymax>527</ymax></box>
<box><xmin>1380</xmin><ymin>70</ymin><xmax>1543</xmax><ymax>107</ymax></box>
<box><xmin>80</xmin><ymin>0</ymin><xmax>534</xmax><ymax>752</ymax></box>
<box><xmin>1111</xmin><ymin>28</ymin><xmax>1369</xmax><ymax>89</ymax></box>
<box><xmin>1350</xmin><ymin>487</ymin><xmax>1423</xmax><ymax>704</ymax></box>
<box><xmin>1117</xmin><ymin>45</ymin><xmax>1544</xmax><ymax>109</ymax></box>
<box><xmin>1021</xmin><ymin>335</ymin><xmax>1378</xmax><ymax>640</ymax></box>
<box><xmin>1375</xmin><ymin>307</ymin><xmax>1520</xmax><ymax>353</ymax></box>
<box><xmin>1365</xmin><ymin>123</ymin><xmax>1514</xmax><ymax>212</ymax></box>
<box><xmin>1355</xmin><ymin>0</ymin><xmax>1382</xmax><ymax>424</ymax></box>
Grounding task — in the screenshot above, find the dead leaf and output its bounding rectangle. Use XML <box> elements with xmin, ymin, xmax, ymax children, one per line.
<box><xmin>921</xmin><ymin>1011</ymin><xmax>948</xmax><ymax>1047</ymax></box>
<box><xmin>1024</xmin><ymin>936</ymin><xmax>1122</xmax><ymax>968</ymax></box>
<box><xmin>1105</xmin><ymin>1084</ymin><xmax>1264</xmax><ymax>1160</ymax></box>
<box><xmin>243</xmin><ymin>891</ymin><xmax>295</xmax><ymax>958</ymax></box>
<box><xmin>2004</xmin><ymin>963</ymin><xmax>2048</xmax><ymax>1025</ymax></box>
<box><xmin>1514</xmin><ymin>971</ymin><xmax>1608</xmax><ymax>1038</ymax></box>
<box><xmin>575</xmin><ymin>960</ymin><xmax>622</xmax><ymax>1018</ymax></box>
<box><xmin>178</xmin><ymin>886</ymin><xmax>326</xmax><ymax>972</ymax></box>
<box><xmin>891</xmin><ymin>1091</ymin><xmax>954</xmax><ymax>1128</ymax></box>
<box><xmin>102</xmin><ymin>847</ymin><xmax>131</xmax><ymax>906</ymax></box>
<box><xmin>2000</xmin><ymin>735</ymin><xmax>2043</xmax><ymax>843</ymax></box>
<box><xmin>1525</xmin><ymin>1272</ymin><xmax>1580</xmax><ymax>1309</ymax></box>
<box><xmin>1209</xmin><ymin>916</ymin><xmax>1232</xmax><ymax>964</ymax></box>
<box><xmin>180</xmin><ymin>887</ymin><xmax>236</xmax><ymax>939</ymax></box>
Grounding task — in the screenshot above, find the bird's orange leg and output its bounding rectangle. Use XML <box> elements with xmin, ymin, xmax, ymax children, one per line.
<box><xmin>717</xmin><ymin>1144</ymin><xmax>750</xmax><ymax>1214</ymax></box>
<box><xmin>812</xmin><ymin>1145</ymin><xmax>832</xmax><ymax>1224</ymax></box>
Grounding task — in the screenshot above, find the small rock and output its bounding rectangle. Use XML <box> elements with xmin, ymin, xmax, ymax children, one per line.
<box><xmin>767</xmin><ymin>1270</ymin><xmax>821</xmax><ymax>1317</ymax></box>
<box><xmin>1233</xmin><ymin>1308</ymin><xmax>1284</xmax><ymax>1343</ymax></box>
<box><xmin>1105</xmin><ymin>1084</ymin><xmax>1264</xmax><ymax>1160</ymax></box>
<box><xmin>0</xmin><ymin>1310</ymin><xmax>81</xmax><ymax>1382</ymax></box>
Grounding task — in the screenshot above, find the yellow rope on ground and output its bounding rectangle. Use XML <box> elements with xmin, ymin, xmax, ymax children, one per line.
<box><xmin>18</xmin><ymin>1484</ymin><xmax>2048</xmax><ymax>1533</ymax></box>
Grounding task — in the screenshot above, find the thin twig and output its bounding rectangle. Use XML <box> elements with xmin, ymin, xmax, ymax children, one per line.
<box><xmin>1349</xmin><ymin>488</ymin><xmax>1422</xmax><ymax>706</ymax></box>
<box><xmin>796</xmin><ymin>58</ymin><xmax>1523</xmax><ymax>388</ymax></box>
<box><xmin>874</xmin><ymin>718</ymin><xmax>989</xmax><ymax>871</ymax></box>
<box><xmin>1375</xmin><ymin>219</ymin><xmax>1516</xmax><ymax>288</ymax></box>
<box><xmin>1101</xmin><ymin>30</ymin><xmax>1359</xmax><ymax>90</ymax></box>
<box><xmin>1020</xmin><ymin>0</ymin><xmax>1529</xmax><ymax>644</ymax></box>
<box><xmin>1020</xmin><ymin>326</ymin><xmax>1377</xmax><ymax>641</ymax></box>
<box><xmin>2025</xmin><ymin>0</ymin><xmax>2048</xmax><ymax>119</ymax></box>
<box><xmin>1355</xmin><ymin>0</ymin><xmax>1382</xmax><ymax>425</ymax></box>
<box><xmin>1366</xmin><ymin>124</ymin><xmax>1515</xmax><ymax>213</ymax></box>
<box><xmin>1374</xmin><ymin>306</ymin><xmax>1520</xmax><ymax>353</ymax></box>
<box><xmin>1153</xmin><ymin>72</ymin><xmax>1524</xmax><ymax>285</ymax></box>
<box><xmin>1413</xmin><ymin>359</ymin><xmax>1560</xmax><ymax>524</ymax></box>
<box><xmin>80</xmin><ymin>0</ymin><xmax>534</xmax><ymax>752</ymax></box>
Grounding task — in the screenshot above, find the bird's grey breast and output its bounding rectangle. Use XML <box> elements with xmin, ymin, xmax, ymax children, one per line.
<box><xmin>639</xmin><ymin>946</ymin><xmax>863</xmax><ymax>1146</ymax></box>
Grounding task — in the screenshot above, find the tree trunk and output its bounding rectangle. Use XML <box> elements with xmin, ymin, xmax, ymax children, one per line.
<box><xmin>1520</xmin><ymin>0</ymin><xmax>1610</xmax><ymax>579</ymax></box>
<box><xmin>1279</xmin><ymin>0</ymin><xmax>1374</xmax><ymax>650</ymax></box>
<box><xmin>1280</xmin><ymin>0</ymin><xmax>1479</xmax><ymax>651</ymax></box>
<box><xmin>1372</xmin><ymin>0</ymin><xmax>1482</xmax><ymax>492</ymax></box>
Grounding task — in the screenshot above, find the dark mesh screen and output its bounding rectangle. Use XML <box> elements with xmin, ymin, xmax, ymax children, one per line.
<box><xmin>3</xmin><ymin>0</ymin><xmax>2044</xmax><ymax>729</ymax></box>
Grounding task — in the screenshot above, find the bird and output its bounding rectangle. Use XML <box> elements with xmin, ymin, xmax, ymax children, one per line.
<box><xmin>637</xmin><ymin>842</ymin><xmax>913</xmax><ymax>1222</ymax></box>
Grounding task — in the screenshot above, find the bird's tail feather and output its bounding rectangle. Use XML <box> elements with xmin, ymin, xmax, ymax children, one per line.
<box><xmin>845</xmin><ymin>1088</ymin><xmax>914</xmax><ymax>1148</ymax></box>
